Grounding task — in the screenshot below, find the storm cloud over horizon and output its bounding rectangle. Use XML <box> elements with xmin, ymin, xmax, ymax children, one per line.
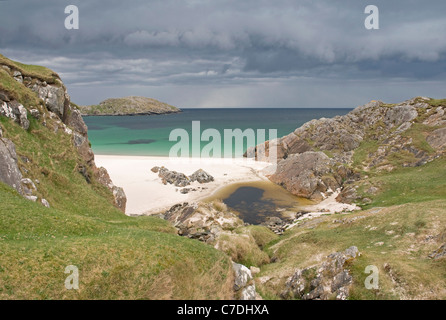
<box><xmin>0</xmin><ymin>0</ymin><xmax>445</xmax><ymax>107</ymax></box>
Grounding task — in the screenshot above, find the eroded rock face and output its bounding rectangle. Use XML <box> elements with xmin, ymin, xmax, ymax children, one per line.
<box><xmin>268</xmin><ymin>152</ymin><xmax>337</xmax><ymax>200</ymax></box>
<box><xmin>0</xmin><ymin>138</ymin><xmax>23</xmax><ymax>195</ymax></box>
<box><xmin>282</xmin><ymin>246</ymin><xmax>360</xmax><ymax>300</ymax></box>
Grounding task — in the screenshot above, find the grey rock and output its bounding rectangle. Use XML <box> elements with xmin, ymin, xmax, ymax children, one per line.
<box><xmin>33</xmin><ymin>83</ymin><xmax>66</xmax><ymax>118</ymax></box>
<box><xmin>268</xmin><ymin>152</ymin><xmax>335</xmax><ymax>200</ymax></box>
<box><xmin>427</xmin><ymin>128</ymin><xmax>446</xmax><ymax>150</ymax></box>
<box><xmin>232</xmin><ymin>262</ymin><xmax>253</xmax><ymax>291</ymax></box>
<box><xmin>66</xmin><ymin>109</ymin><xmax>88</xmax><ymax>135</ymax></box>
<box><xmin>96</xmin><ymin>166</ymin><xmax>127</xmax><ymax>213</ymax></box>
<box><xmin>158</xmin><ymin>167</ymin><xmax>190</xmax><ymax>187</ymax></box>
<box><xmin>41</xmin><ymin>199</ymin><xmax>50</xmax><ymax>208</ymax></box>
<box><xmin>240</xmin><ymin>285</ymin><xmax>256</xmax><ymax>300</ymax></box>
<box><xmin>25</xmin><ymin>195</ymin><xmax>38</xmax><ymax>202</ymax></box>
<box><xmin>385</xmin><ymin>105</ymin><xmax>418</xmax><ymax>127</ymax></box>
<box><xmin>0</xmin><ymin>138</ymin><xmax>23</xmax><ymax>195</ymax></box>
<box><xmin>189</xmin><ymin>169</ymin><xmax>214</xmax><ymax>184</ymax></box>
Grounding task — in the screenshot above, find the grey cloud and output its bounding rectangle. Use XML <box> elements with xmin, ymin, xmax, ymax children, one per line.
<box><xmin>0</xmin><ymin>0</ymin><xmax>445</xmax><ymax>107</ymax></box>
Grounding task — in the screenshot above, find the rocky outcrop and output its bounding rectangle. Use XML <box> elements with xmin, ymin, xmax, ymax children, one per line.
<box><xmin>254</xmin><ymin>97</ymin><xmax>446</xmax><ymax>202</ymax></box>
<box><xmin>162</xmin><ymin>201</ymin><xmax>243</xmax><ymax>242</ymax></box>
<box><xmin>282</xmin><ymin>246</ymin><xmax>360</xmax><ymax>300</ymax></box>
<box><xmin>153</xmin><ymin>167</ymin><xmax>214</xmax><ymax>188</ymax></box>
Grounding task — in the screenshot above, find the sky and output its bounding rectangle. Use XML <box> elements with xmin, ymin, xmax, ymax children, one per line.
<box><xmin>0</xmin><ymin>0</ymin><xmax>445</xmax><ymax>108</ymax></box>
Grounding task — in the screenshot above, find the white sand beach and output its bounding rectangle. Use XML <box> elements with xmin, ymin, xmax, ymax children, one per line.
<box><xmin>95</xmin><ymin>155</ymin><xmax>273</xmax><ymax>215</ymax></box>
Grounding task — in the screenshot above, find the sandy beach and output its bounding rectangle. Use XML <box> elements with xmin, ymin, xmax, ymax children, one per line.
<box><xmin>95</xmin><ymin>155</ymin><xmax>273</xmax><ymax>215</ymax></box>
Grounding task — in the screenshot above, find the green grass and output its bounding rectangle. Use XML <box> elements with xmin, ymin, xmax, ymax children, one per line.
<box><xmin>0</xmin><ymin>54</ymin><xmax>58</xmax><ymax>85</ymax></box>
<box><xmin>427</xmin><ymin>99</ymin><xmax>446</xmax><ymax>107</ymax></box>
<box><xmin>257</xmin><ymin>200</ymin><xmax>446</xmax><ymax>300</ymax></box>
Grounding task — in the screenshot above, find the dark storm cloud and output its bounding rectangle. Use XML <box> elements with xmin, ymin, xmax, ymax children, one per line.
<box><xmin>0</xmin><ymin>0</ymin><xmax>445</xmax><ymax>107</ymax></box>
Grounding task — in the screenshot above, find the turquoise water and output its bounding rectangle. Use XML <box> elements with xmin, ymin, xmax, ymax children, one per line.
<box><xmin>83</xmin><ymin>108</ymin><xmax>351</xmax><ymax>156</ymax></box>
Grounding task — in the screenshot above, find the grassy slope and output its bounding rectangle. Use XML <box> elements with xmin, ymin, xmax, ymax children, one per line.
<box><xmin>0</xmin><ymin>57</ymin><xmax>233</xmax><ymax>299</ymax></box>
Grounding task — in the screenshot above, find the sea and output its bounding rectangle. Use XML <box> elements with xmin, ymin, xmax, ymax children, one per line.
<box><xmin>83</xmin><ymin>108</ymin><xmax>352</xmax><ymax>157</ymax></box>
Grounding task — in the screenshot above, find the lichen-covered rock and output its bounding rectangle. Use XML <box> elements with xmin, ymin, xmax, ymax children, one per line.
<box><xmin>0</xmin><ymin>138</ymin><xmax>23</xmax><ymax>195</ymax></box>
<box><xmin>282</xmin><ymin>246</ymin><xmax>360</xmax><ymax>300</ymax></box>
<box><xmin>0</xmin><ymin>100</ymin><xmax>29</xmax><ymax>130</ymax></box>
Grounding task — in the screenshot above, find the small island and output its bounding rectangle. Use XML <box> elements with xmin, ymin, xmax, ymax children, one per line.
<box><xmin>79</xmin><ymin>96</ymin><xmax>181</xmax><ymax>116</ymax></box>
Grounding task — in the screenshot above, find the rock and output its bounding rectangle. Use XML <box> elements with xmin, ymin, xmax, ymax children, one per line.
<box><xmin>32</xmin><ymin>82</ymin><xmax>67</xmax><ymax>119</ymax></box>
<box><xmin>189</xmin><ymin>169</ymin><xmax>214</xmax><ymax>184</ymax></box>
<box><xmin>13</xmin><ymin>71</ymin><xmax>23</xmax><ymax>83</ymax></box>
<box><xmin>29</xmin><ymin>108</ymin><xmax>40</xmax><ymax>119</ymax></box>
<box><xmin>25</xmin><ymin>195</ymin><xmax>38</xmax><ymax>202</ymax></box>
<box><xmin>163</xmin><ymin>201</ymin><xmax>243</xmax><ymax>242</ymax></box>
<box><xmin>158</xmin><ymin>167</ymin><xmax>190</xmax><ymax>187</ymax></box>
<box><xmin>240</xmin><ymin>285</ymin><xmax>257</xmax><ymax>300</ymax></box>
<box><xmin>268</xmin><ymin>152</ymin><xmax>336</xmax><ymax>200</ymax></box>
<box><xmin>66</xmin><ymin>109</ymin><xmax>88</xmax><ymax>135</ymax></box>
<box><xmin>96</xmin><ymin>167</ymin><xmax>127</xmax><ymax>213</ymax></box>
<box><xmin>232</xmin><ymin>262</ymin><xmax>253</xmax><ymax>291</ymax></box>
<box><xmin>429</xmin><ymin>244</ymin><xmax>446</xmax><ymax>260</ymax></box>
<box><xmin>427</xmin><ymin>128</ymin><xmax>446</xmax><ymax>150</ymax></box>
<box><xmin>21</xmin><ymin>178</ymin><xmax>37</xmax><ymax>196</ymax></box>
<box><xmin>0</xmin><ymin>100</ymin><xmax>29</xmax><ymax>130</ymax></box>
<box><xmin>282</xmin><ymin>246</ymin><xmax>359</xmax><ymax>300</ymax></box>
<box><xmin>385</xmin><ymin>105</ymin><xmax>418</xmax><ymax>127</ymax></box>
<box><xmin>112</xmin><ymin>186</ymin><xmax>127</xmax><ymax>213</ymax></box>
<box><xmin>41</xmin><ymin>199</ymin><xmax>50</xmax><ymax>208</ymax></box>
<box><xmin>0</xmin><ymin>138</ymin><xmax>23</xmax><ymax>195</ymax></box>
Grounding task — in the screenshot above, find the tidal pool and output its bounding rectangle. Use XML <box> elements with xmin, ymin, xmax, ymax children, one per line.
<box><xmin>206</xmin><ymin>180</ymin><xmax>314</xmax><ymax>225</ymax></box>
